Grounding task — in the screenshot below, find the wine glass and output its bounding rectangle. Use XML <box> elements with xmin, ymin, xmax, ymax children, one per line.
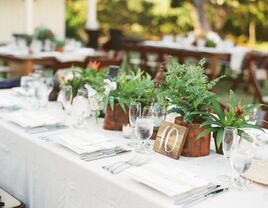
<box><xmin>71</xmin><ymin>88</ymin><xmax>89</xmax><ymax>128</ymax></box>
<box><xmin>230</xmin><ymin>133</ymin><xmax>255</xmax><ymax>190</ymax></box>
<box><xmin>20</xmin><ymin>76</ymin><xmax>33</xmax><ymax>97</ymax></box>
<box><xmin>128</xmin><ymin>102</ymin><xmax>141</xmax><ymax>147</ymax></box>
<box><xmin>59</xmin><ymin>85</ymin><xmax>73</xmax><ymax>116</ymax></box>
<box><xmin>135</xmin><ymin>116</ymin><xmax>154</xmax><ymax>153</ymax></box>
<box><xmin>44</xmin><ymin>76</ymin><xmax>54</xmax><ymax>97</ymax></box>
<box><xmin>217</xmin><ymin>127</ymin><xmax>238</xmax><ymax>182</ymax></box>
<box><xmin>143</xmin><ymin>103</ymin><xmax>165</xmax><ymax>128</ymax></box>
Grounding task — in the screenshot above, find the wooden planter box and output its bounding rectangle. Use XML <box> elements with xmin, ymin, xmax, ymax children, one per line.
<box><xmin>175</xmin><ymin>117</ymin><xmax>210</xmax><ymax>157</ymax></box>
<box><xmin>103</xmin><ymin>104</ymin><xmax>129</xmax><ymax>131</ymax></box>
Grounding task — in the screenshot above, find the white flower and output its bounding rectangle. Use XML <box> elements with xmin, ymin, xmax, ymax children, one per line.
<box><xmin>85</xmin><ymin>84</ymin><xmax>97</xmax><ymax>97</ymax></box>
<box><xmin>103</xmin><ymin>79</ymin><xmax>117</xmax><ymax>96</ymax></box>
<box><xmin>89</xmin><ymin>95</ymin><xmax>103</xmax><ymax>111</ymax></box>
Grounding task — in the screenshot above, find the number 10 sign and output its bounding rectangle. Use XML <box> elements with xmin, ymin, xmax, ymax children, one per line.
<box><xmin>153</xmin><ymin>121</ymin><xmax>188</xmax><ymax>160</ymax></box>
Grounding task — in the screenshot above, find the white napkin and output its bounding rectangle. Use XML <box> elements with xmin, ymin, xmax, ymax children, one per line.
<box><xmin>54</xmin><ymin>131</ymin><xmax>116</xmax><ymax>154</ymax></box>
<box><xmin>6</xmin><ymin>111</ymin><xmax>64</xmax><ymax>128</ymax></box>
<box><xmin>127</xmin><ymin>163</ymin><xmax>208</xmax><ymax>197</ymax></box>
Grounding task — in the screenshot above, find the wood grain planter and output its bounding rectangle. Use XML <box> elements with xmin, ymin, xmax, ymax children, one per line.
<box><xmin>103</xmin><ymin>104</ymin><xmax>129</xmax><ymax>131</ymax></box>
<box><xmin>175</xmin><ymin>117</ymin><xmax>210</xmax><ymax>157</ymax></box>
<box><xmin>56</xmin><ymin>46</ymin><xmax>64</xmax><ymax>52</ymax></box>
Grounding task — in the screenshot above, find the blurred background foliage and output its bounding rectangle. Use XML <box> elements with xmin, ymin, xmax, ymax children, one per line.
<box><xmin>66</xmin><ymin>0</ymin><xmax>268</xmax><ymax>48</ymax></box>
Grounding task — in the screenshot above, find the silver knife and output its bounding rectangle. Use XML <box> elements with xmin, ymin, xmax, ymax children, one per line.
<box><xmin>174</xmin><ymin>184</ymin><xmax>220</xmax><ymax>205</ymax></box>
<box><xmin>83</xmin><ymin>149</ymin><xmax>131</xmax><ymax>161</ymax></box>
<box><xmin>182</xmin><ymin>188</ymin><xmax>229</xmax><ymax>208</ymax></box>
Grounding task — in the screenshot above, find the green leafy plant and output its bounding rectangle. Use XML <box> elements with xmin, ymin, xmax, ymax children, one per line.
<box><xmin>34</xmin><ymin>26</ymin><xmax>55</xmax><ymax>41</ymax></box>
<box><xmin>205</xmin><ymin>38</ymin><xmax>217</xmax><ymax>48</ymax></box>
<box><xmin>196</xmin><ymin>90</ymin><xmax>263</xmax><ymax>148</ymax></box>
<box><xmin>157</xmin><ymin>58</ymin><xmax>222</xmax><ymax>123</ymax></box>
<box><xmin>54</xmin><ymin>39</ymin><xmax>65</xmax><ymax>48</ymax></box>
<box><xmin>67</xmin><ymin>67</ymin><xmax>108</xmax><ymax>96</ymax></box>
<box><xmin>102</xmin><ymin>69</ymin><xmax>154</xmax><ymax>113</ymax></box>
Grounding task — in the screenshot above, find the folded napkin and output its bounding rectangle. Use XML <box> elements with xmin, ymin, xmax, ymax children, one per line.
<box><xmin>54</xmin><ymin>131</ymin><xmax>116</xmax><ymax>154</ymax></box>
<box><xmin>127</xmin><ymin>163</ymin><xmax>208</xmax><ymax>197</ymax></box>
<box><xmin>6</xmin><ymin>111</ymin><xmax>63</xmax><ymax>128</ymax></box>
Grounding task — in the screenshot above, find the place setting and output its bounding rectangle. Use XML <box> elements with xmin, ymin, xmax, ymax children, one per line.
<box><xmin>0</xmin><ymin>1</ymin><xmax>268</xmax><ymax>208</ymax></box>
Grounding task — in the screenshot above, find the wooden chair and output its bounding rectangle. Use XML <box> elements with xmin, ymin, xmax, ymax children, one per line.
<box><xmin>0</xmin><ymin>188</ymin><xmax>24</xmax><ymax>208</ymax></box>
<box><xmin>255</xmin><ymin>109</ymin><xmax>268</xmax><ymax>129</ymax></box>
<box><xmin>247</xmin><ymin>52</ymin><xmax>268</xmax><ymax>105</ymax></box>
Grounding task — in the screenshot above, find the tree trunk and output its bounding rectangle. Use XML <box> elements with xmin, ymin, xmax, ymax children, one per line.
<box><xmin>192</xmin><ymin>0</ymin><xmax>211</xmax><ymax>35</ymax></box>
<box><xmin>249</xmin><ymin>16</ymin><xmax>256</xmax><ymax>46</ymax></box>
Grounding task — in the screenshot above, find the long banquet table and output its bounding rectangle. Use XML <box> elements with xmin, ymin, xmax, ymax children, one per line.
<box><xmin>0</xmin><ymin>47</ymin><xmax>104</xmax><ymax>75</ymax></box>
<box><xmin>0</xmin><ymin>90</ymin><xmax>268</xmax><ymax>208</ymax></box>
<box><xmin>123</xmin><ymin>41</ymin><xmax>250</xmax><ymax>79</ymax></box>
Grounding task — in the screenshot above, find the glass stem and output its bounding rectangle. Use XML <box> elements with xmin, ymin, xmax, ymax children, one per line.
<box><xmin>224</xmin><ymin>157</ymin><xmax>230</xmax><ymax>176</ymax></box>
<box><xmin>131</xmin><ymin>126</ymin><xmax>136</xmax><ymax>139</ymax></box>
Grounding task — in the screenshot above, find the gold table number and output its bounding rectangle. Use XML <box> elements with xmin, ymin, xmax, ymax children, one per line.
<box><xmin>153</xmin><ymin>121</ymin><xmax>188</xmax><ymax>160</ymax></box>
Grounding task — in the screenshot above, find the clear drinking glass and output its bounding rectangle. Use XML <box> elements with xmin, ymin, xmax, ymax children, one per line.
<box><xmin>143</xmin><ymin>103</ymin><xmax>165</xmax><ymax>128</ymax></box>
<box><xmin>71</xmin><ymin>88</ymin><xmax>89</xmax><ymax>128</ymax></box>
<box><xmin>128</xmin><ymin>102</ymin><xmax>141</xmax><ymax>147</ymax></box>
<box><xmin>20</xmin><ymin>76</ymin><xmax>33</xmax><ymax>97</ymax></box>
<box><xmin>217</xmin><ymin>127</ymin><xmax>238</xmax><ymax>182</ymax></box>
<box><xmin>33</xmin><ymin>78</ymin><xmax>49</xmax><ymax>109</ymax></box>
<box><xmin>135</xmin><ymin>116</ymin><xmax>154</xmax><ymax>153</ymax></box>
<box><xmin>60</xmin><ymin>85</ymin><xmax>73</xmax><ymax>115</ymax></box>
<box><xmin>230</xmin><ymin>133</ymin><xmax>255</xmax><ymax>190</ymax></box>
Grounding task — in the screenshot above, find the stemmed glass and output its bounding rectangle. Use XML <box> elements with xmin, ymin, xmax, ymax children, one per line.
<box><xmin>230</xmin><ymin>133</ymin><xmax>255</xmax><ymax>190</ymax></box>
<box><xmin>142</xmin><ymin>103</ymin><xmax>165</xmax><ymax>127</ymax></box>
<box><xmin>135</xmin><ymin>116</ymin><xmax>154</xmax><ymax>153</ymax></box>
<box><xmin>59</xmin><ymin>85</ymin><xmax>73</xmax><ymax>124</ymax></box>
<box><xmin>71</xmin><ymin>88</ymin><xmax>89</xmax><ymax>128</ymax></box>
<box><xmin>20</xmin><ymin>76</ymin><xmax>33</xmax><ymax>97</ymax></box>
<box><xmin>128</xmin><ymin>102</ymin><xmax>141</xmax><ymax>147</ymax></box>
<box><xmin>34</xmin><ymin>78</ymin><xmax>49</xmax><ymax>109</ymax></box>
<box><xmin>217</xmin><ymin>126</ymin><xmax>238</xmax><ymax>182</ymax></box>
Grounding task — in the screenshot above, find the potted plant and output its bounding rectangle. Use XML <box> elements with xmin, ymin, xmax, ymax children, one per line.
<box><xmin>196</xmin><ymin>90</ymin><xmax>263</xmax><ymax>154</ymax></box>
<box><xmin>34</xmin><ymin>26</ymin><xmax>55</xmax><ymax>51</ymax></box>
<box><xmin>54</xmin><ymin>39</ymin><xmax>65</xmax><ymax>52</ymax></box>
<box><xmin>205</xmin><ymin>38</ymin><xmax>217</xmax><ymax>48</ymax></box>
<box><xmin>157</xmin><ymin>58</ymin><xmax>222</xmax><ymax>157</ymax></box>
<box><xmin>101</xmin><ymin>69</ymin><xmax>154</xmax><ymax>131</ymax></box>
<box><xmin>66</xmin><ymin>67</ymin><xmax>107</xmax><ymax>96</ymax></box>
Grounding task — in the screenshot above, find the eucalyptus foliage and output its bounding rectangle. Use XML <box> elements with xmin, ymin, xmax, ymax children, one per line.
<box><xmin>157</xmin><ymin>58</ymin><xmax>221</xmax><ymax>123</ymax></box>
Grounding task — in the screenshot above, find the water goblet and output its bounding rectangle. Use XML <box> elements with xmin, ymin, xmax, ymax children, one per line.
<box><xmin>71</xmin><ymin>88</ymin><xmax>89</xmax><ymax>128</ymax></box>
<box><xmin>217</xmin><ymin>127</ymin><xmax>238</xmax><ymax>183</ymax></box>
<box><xmin>128</xmin><ymin>102</ymin><xmax>141</xmax><ymax>147</ymax></box>
<box><xmin>135</xmin><ymin>116</ymin><xmax>154</xmax><ymax>153</ymax></box>
<box><xmin>230</xmin><ymin>133</ymin><xmax>255</xmax><ymax>190</ymax></box>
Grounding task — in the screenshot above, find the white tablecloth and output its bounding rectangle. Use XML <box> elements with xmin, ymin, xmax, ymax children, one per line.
<box><xmin>0</xmin><ymin>91</ymin><xmax>268</xmax><ymax>208</ymax></box>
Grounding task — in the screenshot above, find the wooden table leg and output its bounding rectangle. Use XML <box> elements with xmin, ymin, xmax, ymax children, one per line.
<box><xmin>23</xmin><ymin>59</ymin><xmax>34</xmax><ymax>75</ymax></box>
<box><xmin>209</xmin><ymin>55</ymin><xmax>218</xmax><ymax>80</ymax></box>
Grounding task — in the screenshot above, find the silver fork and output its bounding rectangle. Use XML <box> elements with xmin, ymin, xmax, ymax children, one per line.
<box><xmin>104</xmin><ymin>154</ymin><xmax>147</xmax><ymax>175</ymax></box>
